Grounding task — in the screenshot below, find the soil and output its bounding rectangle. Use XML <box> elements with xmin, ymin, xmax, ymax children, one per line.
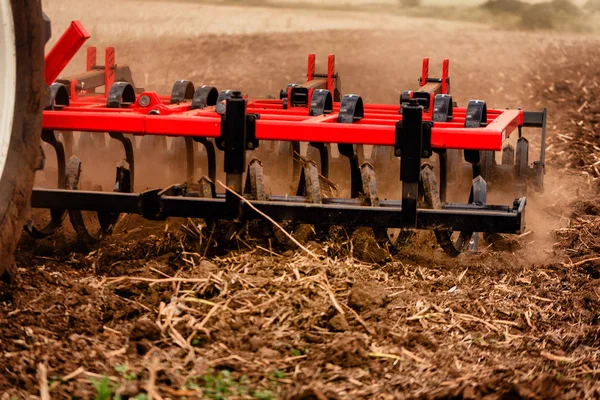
<box><xmin>2</xmin><ymin>1</ymin><xmax>600</xmax><ymax>399</ymax></box>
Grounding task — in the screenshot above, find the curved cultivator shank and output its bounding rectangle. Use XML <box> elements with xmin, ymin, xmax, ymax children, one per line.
<box><xmin>30</xmin><ymin>21</ymin><xmax>547</xmax><ymax>257</ymax></box>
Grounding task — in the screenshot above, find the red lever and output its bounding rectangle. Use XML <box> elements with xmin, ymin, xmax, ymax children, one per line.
<box><xmin>44</xmin><ymin>21</ymin><xmax>90</xmax><ymax>85</ymax></box>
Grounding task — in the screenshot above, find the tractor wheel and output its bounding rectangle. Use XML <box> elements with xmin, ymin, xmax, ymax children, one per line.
<box><xmin>0</xmin><ymin>0</ymin><xmax>46</xmax><ymax>281</ymax></box>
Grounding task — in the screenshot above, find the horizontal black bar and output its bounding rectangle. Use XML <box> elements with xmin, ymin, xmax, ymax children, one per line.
<box><xmin>31</xmin><ymin>188</ymin><xmax>141</xmax><ymax>213</ymax></box>
<box><xmin>31</xmin><ymin>188</ymin><xmax>525</xmax><ymax>233</ymax></box>
<box><xmin>313</xmin><ymin>73</ymin><xmax>338</xmax><ymax>78</ymax></box>
<box><xmin>253</xmin><ymin>201</ymin><xmax>523</xmax><ymax>233</ymax></box>
<box><xmin>217</xmin><ymin>193</ymin><xmax>513</xmax><ymax>212</ymax></box>
<box><xmin>522</xmin><ymin>111</ymin><xmax>545</xmax><ymax>128</ymax></box>
<box><xmin>162</xmin><ymin>197</ymin><xmax>523</xmax><ymax>233</ymax></box>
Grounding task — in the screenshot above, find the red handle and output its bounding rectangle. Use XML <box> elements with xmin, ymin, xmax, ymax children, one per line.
<box><xmin>44</xmin><ymin>21</ymin><xmax>90</xmax><ymax>85</ymax></box>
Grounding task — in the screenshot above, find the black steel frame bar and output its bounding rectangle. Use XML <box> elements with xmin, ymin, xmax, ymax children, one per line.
<box><xmin>30</xmin><ymin>188</ymin><xmax>525</xmax><ymax>233</ymax></box>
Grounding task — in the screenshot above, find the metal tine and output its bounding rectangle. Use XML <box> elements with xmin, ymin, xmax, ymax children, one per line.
<box><xmin>66</xmin><ymin>155</ymin><xmax>130</xmax><ymax>243</ymax></box>
<box><xmin>359</xmin><ymin>162</ymin><xmax>379</xmax><ymax>207</ymax></box>
<box><xmin>243</xmin><ymin>158</ymin><xmax>266</xmax><ymax>201</ymax></box>
<box><xmin>65</xmin><ymin>155</ymin><xmax>98</xmax><ymax>242</ymax></box>
<box><xmin>194</xmin><ymin>137</ymin><xmax>218</xmax><ymax>186</ymax></box>
<box><xmin>296</xmin><ymin>160</ymin><xmax>322</xmax><ymax>204</ymax></box>
<box><xmin>516</xmin><ymin>137</ymin><xmax>529</xmax><ymax>197</ymax></box>
<box><xmin>466</xmin><ymin>175</ymin><xmax>487</xmax><ymax>253</ymax></box>
<box><xmin>108</xmin><ymin>132</ymin><xmax>135</xmax><ymax>191</ymax></box>
<box><xmin>25</xmin><ymin>130</ymin><xmax>68</xmax><ymax>238</ymax></box>
<box><xmin>422</xmin><ymin>163</ymin><xmax>473</xmax><ymax>257</ymax></box>
<box><xmin>502</xmin><ymin>144</ymin><xmax>515</xmax><ymax>166</ymax></box>
<box><xmin>287</xmin><ymin>159</ymin><xmax>327</xmax><ymax>241</ymax></box>
<box><xmin>360</xmin><ymin>162</ymin><xmax>388</xmax><ymax>244</ymax></box>
<box><xmin>198</xmin><ymin>176</ymin><xmax>216</xmax><ymax>199</ymax></box>
<box><xmin>241</xmin><ymin>158</ymin><xmax>274</xmax><ymax>239</ymax></box>
<box><xmin>360</xmin><ymin>162</ymin><xmax>411</xmax><ymax>251</ymax></box>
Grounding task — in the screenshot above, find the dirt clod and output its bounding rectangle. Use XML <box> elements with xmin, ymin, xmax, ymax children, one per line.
<box><xmin>129</xmin><ymin>318</ymin><xmax>161</xmax><ymax>342</ymax></box>
<box><xmin>325</xmin><ymin>335</ymin><xmax>369</xmax><ymax>368</ymax></box>
<box><xmin>257</xmin><ymin>347</ymin><xmax>281</xmax><ymax>360</ymax></box>
<box><xmin>291</xmin><ymin>387</ymin><xmax>330</xmax><ymax>400</ymax></box>
<box><xmin>347</xmin><ymin>281</ymin><xmax>386</xmax><ymax>312</ymax></box>
<box><xmin>351</xmin><ymin>228</ymin><xmax>389</xmax><ymax>264</ymax></box>
<box><xmin>328</xmin><ymin>314</ymin><xmax>350</xmax><ymax>332</ymax></box>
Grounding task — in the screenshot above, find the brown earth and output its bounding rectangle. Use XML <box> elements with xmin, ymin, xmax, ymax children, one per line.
<box><xmin>2</xmin><ymin>2</ymin><xmax>600</xmax><ymax>399</ymax></box>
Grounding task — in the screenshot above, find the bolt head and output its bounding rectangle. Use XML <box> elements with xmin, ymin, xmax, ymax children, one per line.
<box><xmin>139</xmin><ymin>95</ymin><xmax>151</xmax><ymax>107</ymax></box>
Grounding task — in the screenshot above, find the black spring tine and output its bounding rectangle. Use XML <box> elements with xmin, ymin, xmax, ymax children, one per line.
<box><xmin>24</xmin><ymin>130</ymin><xmax>68</xmax><ymax>238</ymax></box>
<box><xmin>422</xmin><ymin>163</ymin><xmax>473</xmax><ymax>257</ymax></box>
<box><xmin>109</xmin><ymin>132</ymin><xmax>135</xmax><ymax>191</ymax></box>
<box><xmin>194</xmin><ymin>137</ymin><xmax>217</xmax><ymax>185</ymax></box>
<box><xmin>309</xmin><ymin>142</ymin><xmax>330</xmax><ymax>178</ymax></box>
<box><xmin>97</xmin><ymin>159</ymin><xmax>131</xmax><ymax>233</ymax></box>
<box><xmin>66</xmin><ymin>156</ymin><xmax>130</xmax><ymax>243</ymax></box>
<box><xmin>338</xmin><ymin>144</ymin><xmax>361</xmax><ymax>198</ymax></box>
<box><xmin>516</xmin><ymin>137</ymin><xmax>529</xmax><ymax>197</ymax></box>
<box><xmin>65</xmin><ymin>156</ymin><xmax>99</xmax><ymax>243</ymax></box>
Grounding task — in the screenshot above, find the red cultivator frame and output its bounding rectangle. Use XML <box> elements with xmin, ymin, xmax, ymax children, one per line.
<box><xmin>30</xmin><ymin>21</ymin><xmax>547</xmax><ymax>256</ymax></box>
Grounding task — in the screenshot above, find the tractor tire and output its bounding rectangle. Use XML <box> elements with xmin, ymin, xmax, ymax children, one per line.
<box><xmin>0</xmin><ymin>0</ymin><xmax>46</xmax><ymax>281</ymax></box>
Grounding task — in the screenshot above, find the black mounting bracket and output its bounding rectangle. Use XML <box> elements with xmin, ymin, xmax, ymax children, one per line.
<box><xmin>217</xmin><ymin>103</ymin><xmax>259</xmax><ymax>152</ymax></box>
<box><xmin>191</xmin><ymin>85</ymin><xmax>219</xmax><ymax>110</ymax></box>
<box><xmin>400</xmin><ymin>91</ymin><xmax>431</xmax><ymax>112</ymax></box>
<box><xmin>394</xmin><ymin>120</ymin><xmax>433</xmax><ymax>159</ymax></box>
<box><xmin>418</xmin><ymin>77</ymin><xmax>450</xmax><ymax>85</ymax></box>
<box><xmin>432</xmin><ymin>94</ymin><xmax>453</xmax><ymax>122</ymax></box>
<box><xmin>338</xmin><ymin>94</ymin><xmax>364</xmax><ymax>123</ymax></box>
<box><xmin>245</xmin><ymin>114</ymin><xmax>259</xmax><ymax>151</ymax></box>
<box><xmin>309</xmin><ymin>89</ymin><xmax>333</xmax><ymax>116</ymax></box>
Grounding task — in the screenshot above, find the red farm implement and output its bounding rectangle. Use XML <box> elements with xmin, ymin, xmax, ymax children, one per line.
<box><xmin>30</xmin><ymin>21</ymin><xmax>547</xmax><ymax>257</ymax></box>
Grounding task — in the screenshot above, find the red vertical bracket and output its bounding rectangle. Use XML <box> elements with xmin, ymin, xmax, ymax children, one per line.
<box><xmin>69</xmin><ymin>79</ymin><xmax>80</xmax><ymax>102</ymax></box>
<box><xmin>86</xmin><ymin>46</ymin><xmax>97</xmax><ymax>71</ymax></box>
<box><xmin>441</xmin><ymin>58</ymin><xmax>450</xmax><ymax>94</ymax></box>
<box><xmin>44</xmin><ymin>20</ymin><xmax>90</xmax><ymax>85</ymax></box>
<box><xmin>327</xmin><ymin>54</ymin><xmax>335</xmax><ymax>94</ymax></box>
<box><xmin>105</xmin><ymin>47</ymin><xmax>116</xmax><ymax>95</ymax></box>
<box><xmin>420</xmin><ymin>58</ymin><xmax>429</xmax><ymax>87</ymax></box>
<box><xmin>307</xmin><ymin>53</ymin><xmax>316</xmax><ymax>81</ymax></box>
<box><xmin>287</xmin><ymin>86</ymin><xmax>293</xmax><ymax>108</ymax></box>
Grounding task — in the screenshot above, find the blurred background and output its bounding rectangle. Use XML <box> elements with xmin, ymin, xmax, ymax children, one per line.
<box><xmin>41</xmin><ymin>0</ymin><xmax>599</xmax><ymax>108</ymax></box>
